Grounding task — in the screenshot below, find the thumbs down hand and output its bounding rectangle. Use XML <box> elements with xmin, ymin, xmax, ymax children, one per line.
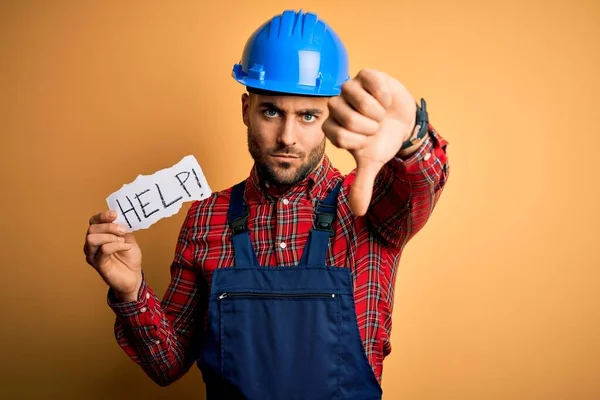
<box><xmin>322</xmin><ymin>69</ymin><xmax>418</xmax><ymax>216</ymax></box>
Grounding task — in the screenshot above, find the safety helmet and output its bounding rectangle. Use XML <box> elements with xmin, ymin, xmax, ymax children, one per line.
<box><xmin>232</xmin><ymin>10</ymin><xmax>349</xmax><ymax>96</ymax></box>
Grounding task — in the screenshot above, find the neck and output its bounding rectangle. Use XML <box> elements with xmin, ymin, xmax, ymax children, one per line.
<box><xmin>259</xmin><ymin>154</ymin><xmax>326</xmax><ymax>193</ymax></box>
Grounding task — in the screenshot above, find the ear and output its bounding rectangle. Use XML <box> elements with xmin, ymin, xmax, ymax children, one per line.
<box><xmin>241</xmin><ymin>93</ymin><xmax>250</xmax><ymax>127</ymax></box>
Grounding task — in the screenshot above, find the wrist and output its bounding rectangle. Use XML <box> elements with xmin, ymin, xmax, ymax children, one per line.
<box><xmin>114</xmin><ymin>277</ymin><xmax>143</xmax><ymax>303</ymax></box>
<box><xmin>397</xmin><ymin>136</ymin><xmax>427</xmax><ymax>159</ymax></box>
<box><xmin>114</xmin><ymin>289</ymin><xmax>139</xmax><ymax>303</ymax></box>
<box><xmin>398</xmin><ymin>98</ymin><xmax>429</xmax><ymax>158</ymax></box>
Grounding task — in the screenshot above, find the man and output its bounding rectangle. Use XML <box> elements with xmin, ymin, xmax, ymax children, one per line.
<box><xmin>84</xmin><ymin>9</ymin><xmax>449</xmax><ymax>400</ymax></box>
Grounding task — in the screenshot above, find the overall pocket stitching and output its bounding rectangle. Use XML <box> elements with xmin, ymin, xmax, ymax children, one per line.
<box><xmin>346</xmin><ymin>274</ymin><xmax>382</xmax><ymax>393</ymax></box>
<box><xmin>219</xmin><ymin>298</ymin><xmax>226</xmax><ymax>394</ymax></box>
<box><xmin>219</xmin><ymin>292</ymin><xmax>342</xmax><ymax>399</ymax></box>
<box><xmin>336</xmin><ymin>294</ymin><xmax>342</xmax><ymax>400</ymax></box>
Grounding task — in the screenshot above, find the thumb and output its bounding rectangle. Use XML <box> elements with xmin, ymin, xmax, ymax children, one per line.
<box><xmin>349</xmin><ymin>159</ymin><xmax>382</xmax><ymax>217</ymax></box>
<box><xmin>123</xmin><ymin>232</ymin><xmax>138</xmax><ymax>244</ymax></box>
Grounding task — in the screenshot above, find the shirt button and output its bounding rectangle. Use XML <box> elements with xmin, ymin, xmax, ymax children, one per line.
<box><xmin>423</xmin><ymin>152</ymin><xmax>432</xmax><ymax>161</ymax></box>
<box><xmin>279</xmin><ymin>242</ymin><xmax>287</xmax><ymax>249</ymax></box>
<box><xmin>140</xmin><ymin>307</ymin><xmax>147</xmax><ymax>313</ymax></box>
<box><xmin>154</xmin><ymin>340</ymin><xmax>161</xmax><ymax>345</ymax></box>
<box><xmin>282</xmin><ymin>198</ymin><xmax>289</xmax><ymax>205</ymax></box>
<box><xmin>146</xmin><ymin>292</ymin><xmax>150</xmax><ymax>300</ymax></box>
<box><xmin>265</xmin><ymin>182</ymin><xmax>270</xmax><ymax>188</ymax></box>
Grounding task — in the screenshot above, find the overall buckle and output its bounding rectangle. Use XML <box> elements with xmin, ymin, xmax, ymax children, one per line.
<box><xmin>230</xmin><ymin>208</ymin><xmax>249</xmax><ymax>235</ymax></box>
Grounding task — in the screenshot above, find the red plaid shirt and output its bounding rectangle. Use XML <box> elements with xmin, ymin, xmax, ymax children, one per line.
<box><xmin>107</xmin><ymin>125</ymin><xmax>449</xmax><ymax>387</ymax></box>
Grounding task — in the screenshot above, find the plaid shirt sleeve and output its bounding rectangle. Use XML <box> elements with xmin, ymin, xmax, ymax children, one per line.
<box><xmin>106</xmin><ymin>209</ymin><xmax>207</xmax><ymax>387</ymax></box>
<box><xmin>367</xmin><ymin>124</ymin><xmax>450</xmax><ymax>249</ymax></box>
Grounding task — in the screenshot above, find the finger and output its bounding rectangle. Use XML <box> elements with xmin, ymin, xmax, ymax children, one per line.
<box><xmin>349</xmin><ymin>160</ymin><xmax>382</xmax><ymax>217</ymax></box>
<box><xmin>98</xmin><ymin>241</ymin><xmax>133</xmax><ymax>258</ymax></box>
<box><xmin>341</xmin><ymin>79</ymin><xmax>386</xmax><ymax>122</ymax></box>
<box><xmin>356</xmin><ymin>69</ymin><xmax>392</xmax><ymax>110</ymax></box>
<box><xmin>322</xmin><ymin>118</ymin><xmax>369</xmax><ymax>150</ymax></box>
<box><xmin>89</xmin><ymin>210</ymin><xmax>118</xmax><ymax>225</ymax></box>
<box><xmin>328</xmin><ymin>96</ymin><xmax>379</xmax><ymax>136</ymax></box>
<box><xmin>85</xmin><ymin>223</ymin><xmax>128</xmax><ymax>259</ymax></box>
<box><xmin>83</xmin><ymin>233</ymin><xmax>125</xmax><ymax>263</ymax></box>
<box><xmin>85</xmin><ymin>233</ymin><xmax>124</xmax><ymax>260</ymax></box>
<box><xmin>122</xmin><ymin>232</ymin><xmax>137</xmax><ymax>244</ymax></box>
<box><xmin>88</xmin><ymin>222</ymin><xmax>128</xmax><ymax>236</ymax></box>
<box><xmin>87</xmin><ymin>233</ymin><xmax>125</xmax><ymax>248</ymax></box>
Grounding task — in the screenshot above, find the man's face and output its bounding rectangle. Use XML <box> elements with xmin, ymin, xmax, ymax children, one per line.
<box><xmin>242</xmin><ymin>92</ymin><xmax>331</xmax><ymax>187</ymax></box>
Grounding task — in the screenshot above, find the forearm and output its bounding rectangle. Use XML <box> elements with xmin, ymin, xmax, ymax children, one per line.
<box><xmin>367</xmin><ymin>125</ymin><xmax>450</xmax><ymax>248</ymax></box>
<box><xmin>401</xmin><ymin>129</ymin><xmax>449</xmax><ymax>233</ymax></box>
<box><xmin>108</xmin><ymin>267</ymin><xmax>204</xmax><ymax>386</ymax></box>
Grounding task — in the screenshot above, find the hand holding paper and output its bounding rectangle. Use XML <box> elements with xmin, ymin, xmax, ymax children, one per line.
<box><xmin>84</xmin><ymin>155</ymin><xmax>212</xmax><ymax>301</ymax></box>
<box><xmin>84</xmin><ymin>210</ymin><xmax>143</xmax><ymax>301</ymax></box>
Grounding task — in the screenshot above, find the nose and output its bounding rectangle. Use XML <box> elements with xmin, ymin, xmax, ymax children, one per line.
<box><xmin>277</xmin><ymin>116</ymin><xmax>297</xmax><ymax>147</ymax></box>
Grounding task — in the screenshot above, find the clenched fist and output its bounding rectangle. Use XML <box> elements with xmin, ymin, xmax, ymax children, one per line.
<box><xmin>322</xmin><ymin>69</ymin><xmax>418</xmax><ymax>216</ymax></box>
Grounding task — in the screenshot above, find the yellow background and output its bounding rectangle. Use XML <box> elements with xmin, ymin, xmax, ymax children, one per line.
<box><xmin>2</xmin><ymin>0</ymin><xmax>599</xmax><ymax>399</ymax></box>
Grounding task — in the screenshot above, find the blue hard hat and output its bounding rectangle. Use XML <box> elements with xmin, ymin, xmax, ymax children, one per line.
<box><xmin>232</xmin><ymin>10</ymin><xmax>349</xmax><ymax>96</ymax></box>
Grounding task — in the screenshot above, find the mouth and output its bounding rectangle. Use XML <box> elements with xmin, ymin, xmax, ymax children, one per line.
<box><xmin>271</xmin><ymin>154</ymin><xmax>301</xmax><ymax>160</ymax></box>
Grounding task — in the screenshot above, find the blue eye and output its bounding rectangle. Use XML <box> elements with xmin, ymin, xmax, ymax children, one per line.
<box><xmin>303</xmin><ymin>114</ymin><xmax>316</xmax><ymax>122</ymax></box>
<box><xmin>264</xmin><ymin>109</ymin><xmax>279</xmax><ymax>118</ymax></box>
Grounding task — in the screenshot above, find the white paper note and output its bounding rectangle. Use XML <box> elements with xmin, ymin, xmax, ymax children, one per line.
<box><xmin>106</xmin><ymin>155</ymin><xmax>212</xmax><ymax>232</ymax></box>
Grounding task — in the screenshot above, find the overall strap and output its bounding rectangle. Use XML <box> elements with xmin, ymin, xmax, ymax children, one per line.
<box><xmin>228</xmin><ymin>180</ymin><xmax>260</xmax><ymax>267</ymax></box>
<box><xmin>298</xmin><ymin>182</ymin><xmax>343</xmax><ymax>267</ymax></box>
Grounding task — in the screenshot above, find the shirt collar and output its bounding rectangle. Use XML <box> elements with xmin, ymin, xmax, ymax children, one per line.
<box><xmin>246</xmin><ymin>154</ymin><xmax>340</xmax><ymax>204</ymax></box>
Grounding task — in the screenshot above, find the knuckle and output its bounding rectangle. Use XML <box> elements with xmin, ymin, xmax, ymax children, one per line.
<box><xmin>355</xmin><ymin>97</ymin><xmax>374</xmax><ymax>116</ymax></box>
<box><xmin>86</xmin><ymin>234</ymin><xmax>96</xmax><ymax>246</ymax></box>
<box><xmin>365</xmin><ymin>98</ymin><xmax>385</xmax><ymax>119</ymax></box>
<box><xmin>370</xmin><ymin>83</ymin><xmax>386</xmax><ymax>98</ymax></box>
<box><xmin>88</xmin><ymin>223</ymin><xmax>100</xmax><ymax>234</ymax></box>
<box><xmin>341</xmin><ymin>80</ymin><xmax>355</xmax><ymax>95</ymax></box>
<box><xmin>337</xmin><ymin>135</ymin><xmax>349</xmax><ymax>148</ymax></box>
<box><xmin>109</xmin><ymin>223</ymin><xmax>119</xmax><ymax>235</ymax></box>
<box><xmin>335</xmin><ymin>131</ymin><xmax>353</xmax><ymax>149</ymax></box>
<box><xmin>344</xmin><ymin>113</ymin><xmax>359</xmax><ymax>132</ymax></box>
<box><xmin>327</xmin><ymin>96</ymin><xmax>341</xmax><ymax>111</ymax></box>
<box><xmin>89</xmin><ymin>212</ymin><xmax>103</xmax><ymax>224</ymax></box>
<box><xmin>109</xmin><ymin>223</ymin><xmax>123</xmax><ymax>236</ymax></box>
<box><xmin>357</xmin><ymin>68</ymin><xmax>374</xmax><ymax>80</ymax></box>
<box><xmin>326</xmin><ymin>128</ymin><xmax>342</xmax><ymax>147</ymax></box>
<box><xmin>330</xmin><ymin>135</ymin><xmax>342</xmax><ymax>148</ymax></box>
<box><xmin>98</xmin><ymin>243</ymin><xmax>107</xmax><ymax>255</ymax></box>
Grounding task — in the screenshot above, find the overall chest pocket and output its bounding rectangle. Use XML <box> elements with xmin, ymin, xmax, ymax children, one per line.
<box><xmin>218</xmin><ymin>291</ymin><xmax>342</xmax><ymax>400</ymax></box>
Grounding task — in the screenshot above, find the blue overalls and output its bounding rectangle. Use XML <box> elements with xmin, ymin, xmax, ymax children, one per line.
<box><xmin>198</xmin><ymin>180</ymin><xmax>383</xmax><ymax>400</ymax></box>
